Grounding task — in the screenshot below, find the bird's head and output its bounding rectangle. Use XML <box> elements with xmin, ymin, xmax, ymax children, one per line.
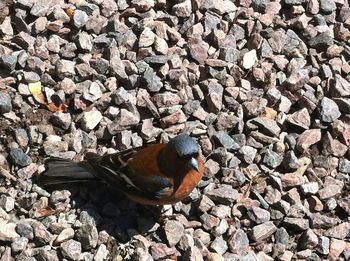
<box><xmin>160</xmin><ymin>133</ymin><xmax>200</xmax><ymax>173</ymax></box>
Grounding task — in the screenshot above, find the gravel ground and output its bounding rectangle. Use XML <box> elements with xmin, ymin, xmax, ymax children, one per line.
<box><xmin>1</xmin><ymin>0</ymin><xmax>350</xmax><ymax>260</ymax></box>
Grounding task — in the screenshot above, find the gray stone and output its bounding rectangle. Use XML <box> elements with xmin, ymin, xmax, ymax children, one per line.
<box><xmin>76</xmin><ymin>224</ymin><xmax>98</xmax><ymax>250</ymax></box>
<box><xmin>0</xmin><ymin>92</ymin><xmax>12</xmax><ymax>113</ymax></box>
<box><xmin>213</xmin><ymin>131</ymin><xmax>240</xmax><ymax>150</ymax></box>
<box><xmin>9</xmin><ymin>148</ymin><xmax>32</xmax><ymax>167</ymax></box>
<box><xmin>51</xmin><ymin>112</ymin><xmax>72</xmax><ymax>130</ymax></box>
<box><xmin>11</xmin><ymin>237</ymin><xmax>28</xmax><ymax>254</ymax></box>
<box><xmin>73</xmin><ymin>10</ymin><xmax>89</xmax><ymax>28</ymax></box>
<box><xmin>263</xmin><ymin>149</ymin><xmax>283</xmax><ymax>168</ymax></box>
<box><xmin>247</xmin><ymin>206</ymin><xmax>271</xmax><ymax>224</ymax></box>
<box><xmin>0</xmin><ymin>195</ymin><xmax>14</xmax><ymax>212</ymax></box>
<box><xmin>318</xmin><ymin>97</ymin><xmax>341</xmax><ymax>123</ymax></box>
<box><xmin>238</xmin><ymin>146</ymin><xmax>257</xmax><ymax>164</ymax></box>
<box><xmin>320</xmin><ymin>0</ymin><xmax>336</xmax><ymax>13</ymax></box>
<box><xmin>210</xmin><ymin>236</ymin><xmax>228</xmax><ymax>255</ymax></box>
<box><xmin>143</xmin><ymin>68</ymin><xmax>163</xmax><ymax>92</ymax></box>
<box><xmin>300</xmin><ymin>182</ymin><xmax>319</xmax><ymax>195</ymax></box>
<box><xmin>250</xmin><ymin>117</ymin><xmax>281</xmax><ymax>137</ymax></box>
<box><xmin>61</xmin><ymin>239</ymin><xmax>82</xmax><ymax>261</ymax></box>
<box><xmin>164</xmin><ymin>220</ymin><xmax>184</xmax><ymax>246</ymax></box>
<box><xmin>250</xmin><ymin>221</ymin><xmax>277</xmax><ymax>242</ymax></box>
<box><xmin>206</xmin><ymin>185</ymin><xmax>239</xmax><ymax>204</ymax></box>
<box><xmin>309</xmin><ymin>32</ymin><xmax>334</xmax><ymax>49</ymax></box>
<box><xmin>0</xmin><ymin>55</ymin><xmax>17</xmax><ymax>70</ymax></box>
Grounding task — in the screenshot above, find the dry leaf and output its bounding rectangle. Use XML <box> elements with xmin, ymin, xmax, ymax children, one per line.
<box><xmin>46</xmin><ymin>94</ymin><xmax>67</xmax><ymax>112</ymax></box>
<box><xmin>36</xmin><ymin>207</ymin><xmax>57</xmax><ymax>217</ymax></box>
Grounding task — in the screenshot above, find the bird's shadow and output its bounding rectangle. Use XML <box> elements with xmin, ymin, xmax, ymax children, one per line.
<box><xmin>43</xmin><ymin>182</ymin><xmax>163</xmax><ymax>244</ymax></box>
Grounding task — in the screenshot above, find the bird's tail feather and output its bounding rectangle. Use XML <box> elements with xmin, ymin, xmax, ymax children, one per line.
<box><xmin>37</xmin><ymin>158</ymin><xmax>98</xmax><ymax>187</ymax></box>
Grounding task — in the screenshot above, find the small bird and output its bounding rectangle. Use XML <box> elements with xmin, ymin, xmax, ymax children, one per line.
<box><xmin>38</xmin><ymin>133</ymin><xmax>204</xmax><ymax>205</ymax></box>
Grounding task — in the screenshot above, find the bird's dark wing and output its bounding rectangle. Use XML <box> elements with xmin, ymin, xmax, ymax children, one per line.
<box><xmin>85</xmin><ymin>146</ymin><xmax>173</xmax><ymax>200</ymax></box>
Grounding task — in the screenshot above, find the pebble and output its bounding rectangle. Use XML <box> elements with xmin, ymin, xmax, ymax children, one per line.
<box><xmin>0</xmin><ymin>222</ymin><xmax>20</xmax><ymax>242</ymax></box>
<box><xmin>81</xmin><ymin>110</ymin><xmax>103</xmax><ymax>132</ymax></box>
<box><xmin>164</xmin><ymin>220</ymin><xmax>184</xmax><ymax>246</ymax></box>
<box><xmin>0</xmin><ymin>92</ymin><xmax>12</xmax><ymax>113</ymax></box>
<box><xmin>9</xmin><ymin>148</ymin><xmax>32</xmax><ymax>167</ymax></box>
<box><xmin>250</xmin><ymin>221</ymin><xmax>277</xmax><ymax>242</ymax></box>
<box><xmin>318</xmin><ymin>97</ymin><xmax>341</xmax><ymax>123</ymax></box>
<box><xmin>60</xmin><ymin>239</ymin><xmax>82</xmax><ymax>261</ymax></box>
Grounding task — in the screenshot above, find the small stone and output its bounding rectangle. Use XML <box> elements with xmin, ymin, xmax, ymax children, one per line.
<box><xmin>11</xmin><ymin>237</ymin><xmax>28</xmax><ymax>254</ymax></box>
<box><xmin>339</xmin><ymin>159</ymin><xmax>350</xmax><ymax>174</ymax></box>
<box><xmin>51</xmin><ymin>112</ymin><xmax>72</xmax><ymax>130</ymax></box>
<box><xmin>9</xmin><ymin>148</ymin><xmax>32</xmax><ymax>167</ymax></box>
<box><xmin>206</xmin><ymin>185</ymin><xmax>239</xmax><ymax>204</ymax></box>
<box><xmin>143</xmin><ymin>68</ymin><xmax>163</xmax><ymax>92</ymax></box>
<box><xmin>61</xmin><ymin>239</ymin><xmax>82</xmax><ymax>261</ymax></box>
<box><xmin>0</xmin><ymin>92</ymin><xmax>12</xmax><ymax>113</ymax></box>
<box><xmin>0</xmin><ymin>195</ymin><xmax>14</xmax><ymax>212</ymax></box>
<box><xmin>178</xmin><ymin>234</ymin><xmax>194</xmax><ymax>251</ymax></box>
<box><xmin>250</xmin><ymin>117</ymin><xmax>281</xmax><ymax>137</ymax></box>
<box><xmin>283</xmin><ymin>218</ymin><xmax>309</xmax><ymax>232</ymax></box>
<box><xmin>316</xmin><ymin>238</ymin><xmax>330</xmax><ymax>257</ymax></box>
<box><xmin>318</xmin><ymin>97</ymin><xmax>341</xmax><ymax>123</ymax></box>
<box><xmin>202</xmin><ymin>0</ymin><xmax>237</xmax><ymax>15</ymax></box>
<box><xmin>73</xmin><ymin>10</ymin><xmax>88</xmax><ymax>28</ymax></box>
<box><xmin>81</xmin><ymin>110</ymin><xmax>103</xmax><ymax>132</ymax></box>
<box><xmin>56</xmin><ymin>60</ymin><xmax>76</xmax><ymax>79</ymax></box>
<box><xmin>309</xmin><ymin>32</ymin><xmax>334</xmax><ymax>49</ymax></box>
<box><xmin>329</xmin><ymin>238</ymin><xmax>346</xmax><ymax>260</ymax></box>
<box><xmin>206</xmin><ymin>81</ymin><xmax>224</xmax><ymax>113</ymax></box>
<box><xmin>242</xmin><ymin>50</ymin><xmax>257</xmax><ymax>69</ymax></box>
<box><xmin>14</xmin><ymin>128</ymin><xmax>29</xmax><ymax>147</ymax></box>
<box><xmin>55</xmin><ymin>228</ymin><xmax>74</xmax><ymax>244</ymax></box>
<box><xmin>183</xmin><ymin>246</ymin><xmax>204</xmax><ymax>261</ymax></box>
<box><xmin>164</xmin><ymin>220</ymin><xmax>184</xmax><ymax>247</ymax></box>
<box><xmin>228</xmin><ymin>229</ymin><xmax>249</xmax><ymax>254</ymax></box>
<box><xmin>300</xmin><ymin>182</ymin><xmax>319</xmax><ymax>195</ymax></box>
<box><xmin>150</xmin><ymin>243</ymin><xmax>176</xmax><ymax>260</ymax></box>
<box><xmin>238</xmin><ymin>146</ymin><xmax>257</xmax><ymax>164</ymax></box>
<box><xmin>213</xmin><ymin>131</ymin><xmax>240</xmax><ymax>150</ymax></box>
<box><xmin>32</xmin><ymin>221</ymin><xmax>52</xmax><ymax>246</ymax></box>
<box><xmin>263</xmin><ymin>149</ymin><xmax>283</xmax><ymax>168</ymax></box>
<box><xmin>250</xmin><ymin>221</ymin><xmax>277</xmax><ymax>242</ymax></box>
<box><xmin>160</xmin><ymin>110</ymin><xmax>187</xmax><ymax>128</ymax></box>
<box><xmin>296</xmin><ymin>129</ymin><xmax>321</xmax><ymax>152</ymax></box>
<box><xmin>189</xmin><ymin>39</ymin><xmax>209</xmax><ymax>64</ymax></box>
<box><xmin>172</xmin><ymin>0</ymin><xmax>192</xmax><ymax>17</ymax></box>
<box><xmin>286</xmin><ymin>108</ymin><xmax>310</xmax><ymax>129</ymax></box>
<box><xmin>338</xmin><ymin>196</ymin><xmax>350</xmax><ymax>215</ymax></box>
<box><xmin>94</xmin><ymin>244</ymin><xmax>109</xmax><ymax>261</ymax></box>
<box><xmin>0</xmin><ymin>55</ymin><xmax>17</xmax><ymax>71</ymax></box>
<box><xmin>0</xmin><ymin>222</ymin><xmax>20</xmax><ymax>242</ymax></box>
<box><xmin>15</xmin><ymin>222</ymin><xmax>34</xmax><ymax>240</ymax></box>
<box><xmin>318</xmin><ymin>176</ymin><xmax>344</xmax><ymax>199</ymax></box>
<box><xmin>76</xmin><ymin>224</ymin><xmax>98</xmax><ymax>250</ymax></box>
<box><xmin>200</xmin><ymin>213</ymin><xmax>220</xmax><ymax>231</ymax></box>
<box><xmin>247</xmin><ymin>206</ymin><xmax>271</xmax><ymax>224</ymax></box>
<box><xmin>320</xmin><ymin>0</ymin><xmax>336</xmax><ymax>13</ymax></box>
<box><xmin>144</xmin><ymin>55</ymin><xmax>169</xmax><ymax>65</ymax></box>
<box><xmin>275</xmin><ymin>227</ymin><xmax>290</xmax><ymax>245</ymax></box>
<box><xmin>298</xmin><ymin>229</ymin><xmax>318</xmax><ymax>250</ymax></box>
<box><xmin>210</xmin><ymin>236</ymin><xmax>228</xmax><ymax>255</ymax></box>
<box><xmin>203</xmin><ymin>159</ymin><xmax>220</xmax><ymax>178</ymax></box>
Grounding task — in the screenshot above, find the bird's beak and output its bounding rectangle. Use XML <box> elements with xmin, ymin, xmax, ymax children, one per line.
<box><xmin>188</xmin><ymin>157</ymin><xmax>199</xmax><ymax>172</ymax></box>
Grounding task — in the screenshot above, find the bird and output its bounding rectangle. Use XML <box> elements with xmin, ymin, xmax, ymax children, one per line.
<box><xmin>38</xmin><ymin>133</ymin><xmax>204</xmax><ymax>205</ymax></box>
